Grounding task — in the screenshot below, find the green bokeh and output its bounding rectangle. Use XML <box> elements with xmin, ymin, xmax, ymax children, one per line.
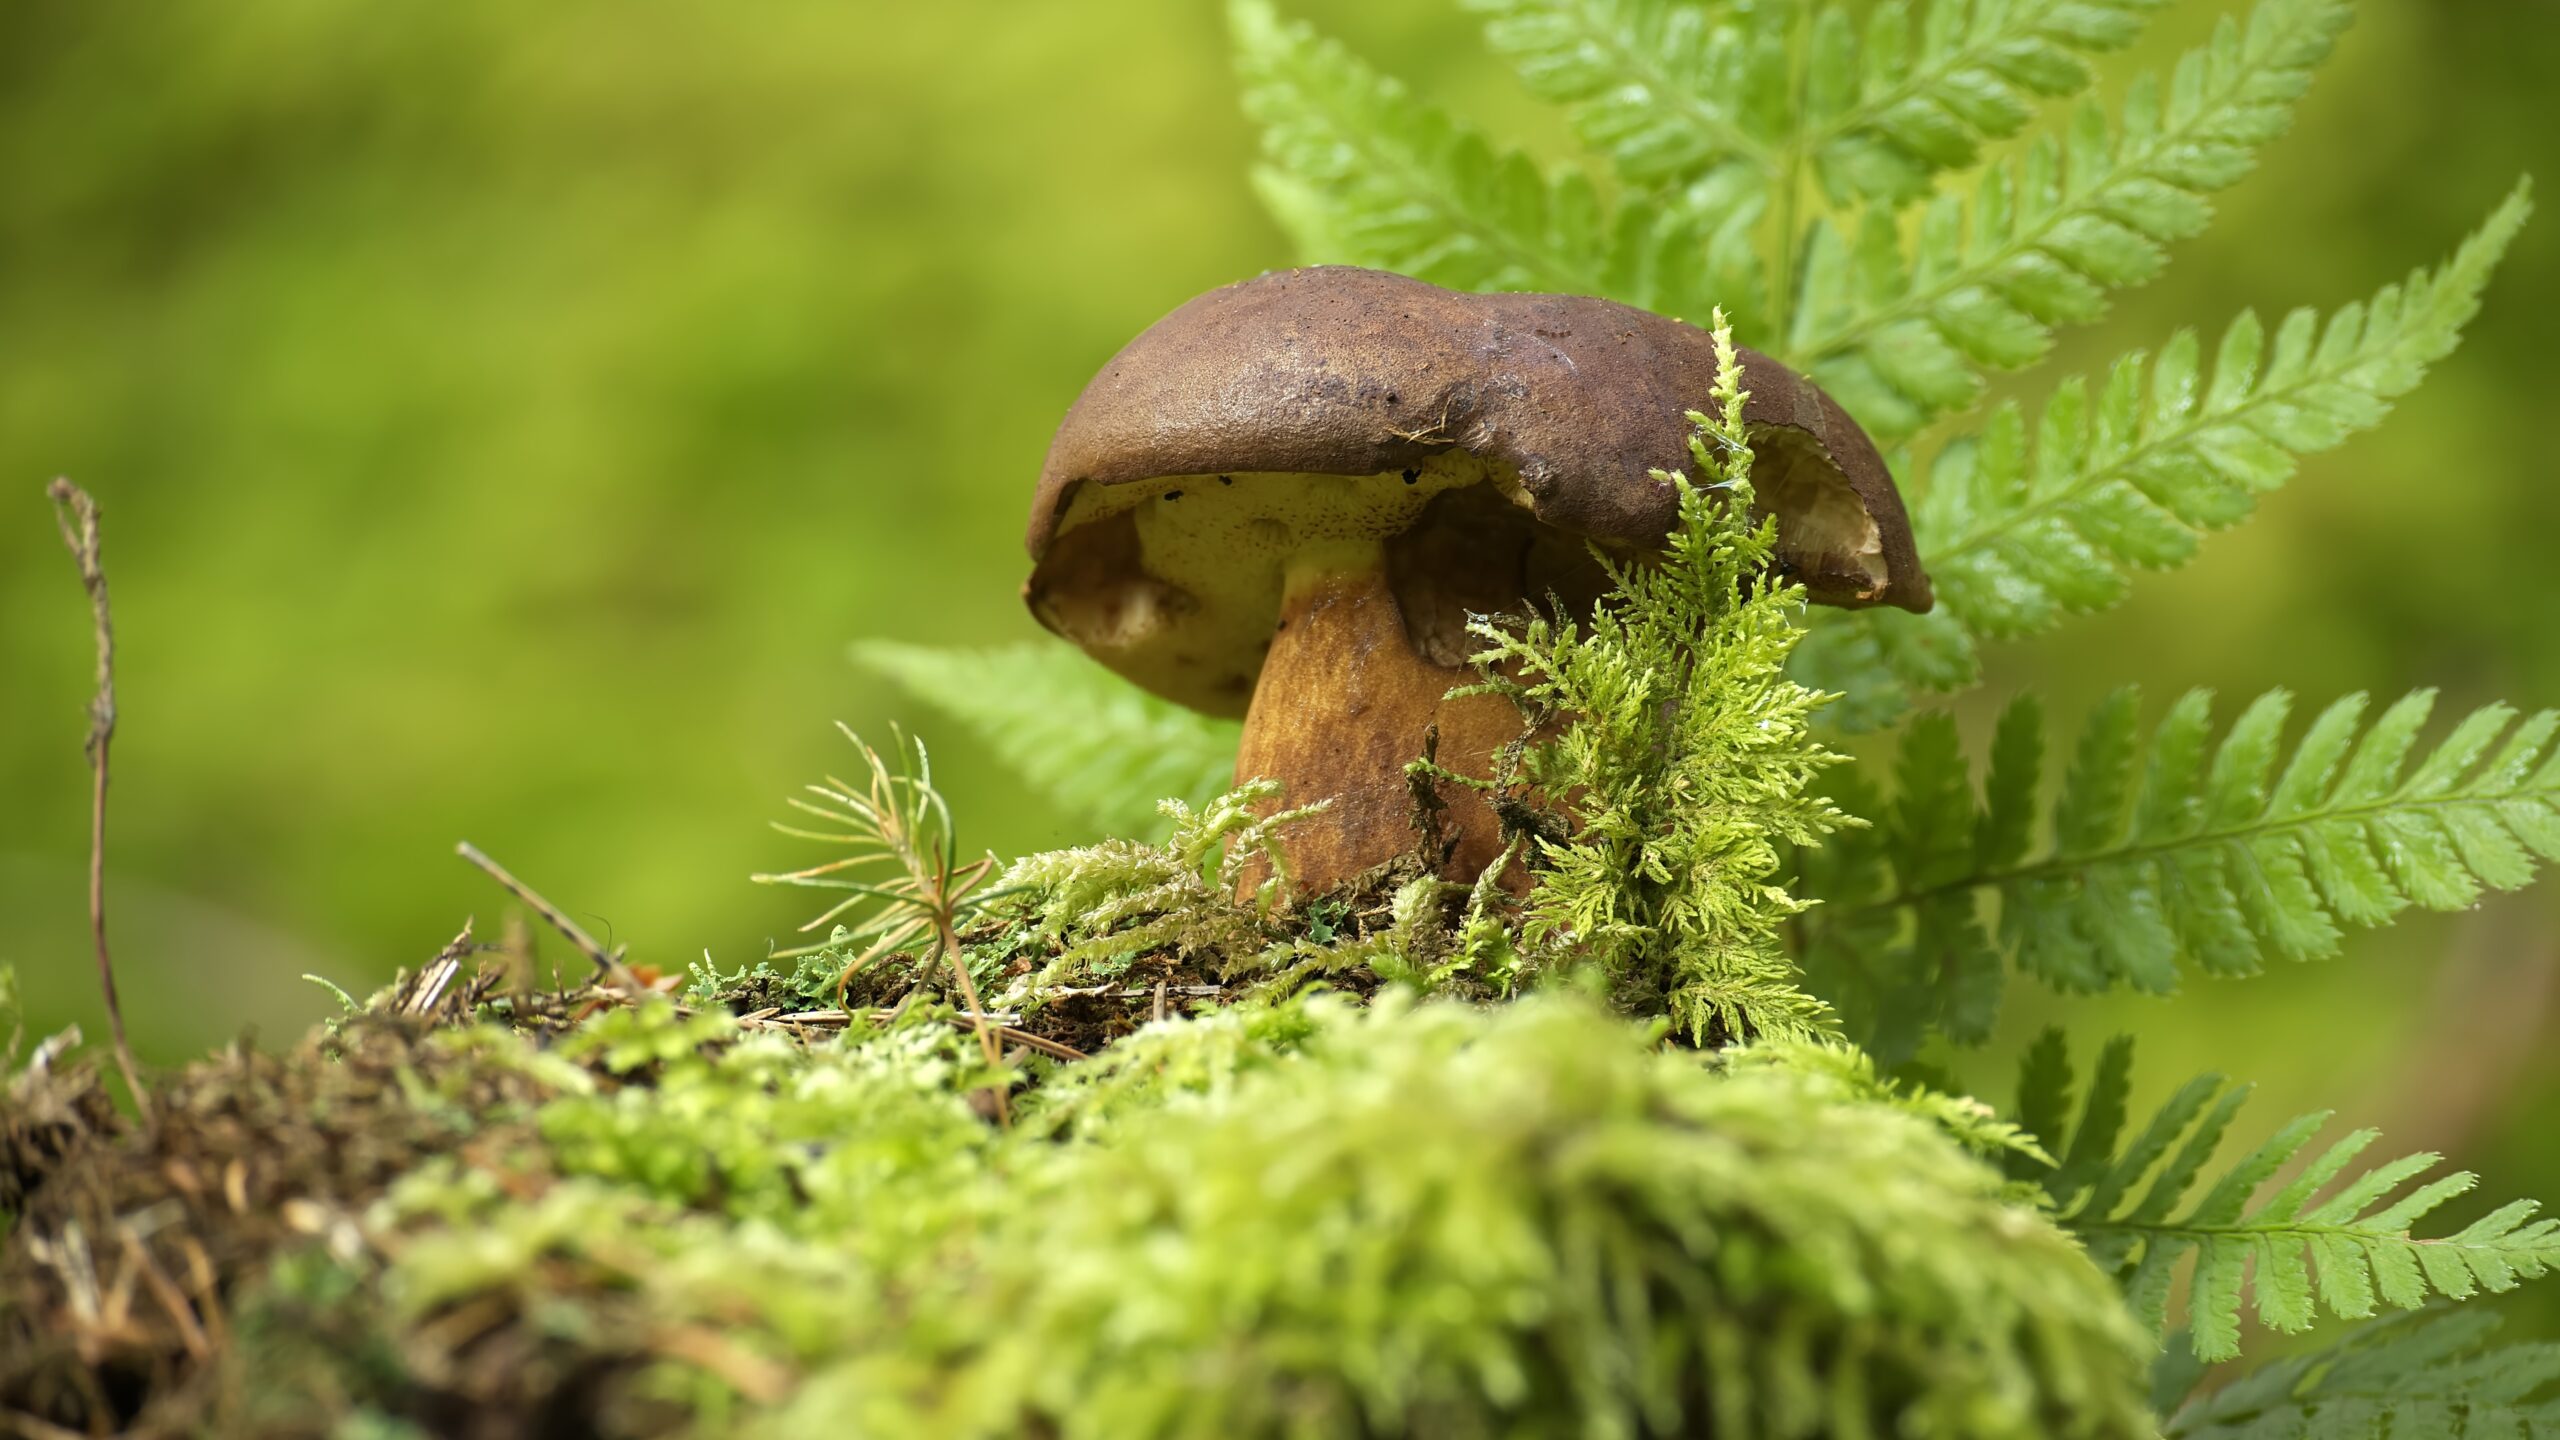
<box><xmin>4</xmin><ymin>0</ymin><xmax>2559</xmax><ymax>1319</ymax></box>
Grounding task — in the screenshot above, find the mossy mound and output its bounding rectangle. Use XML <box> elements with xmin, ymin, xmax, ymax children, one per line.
<box><xmin>0</xmin><ymin>972</ymin><xmax>2153</xmax><ymax>1438</ymax></box>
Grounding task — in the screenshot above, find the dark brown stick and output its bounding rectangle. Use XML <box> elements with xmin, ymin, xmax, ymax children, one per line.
<box><xmin>986</xmin><ymin>1022</ymin><xmax>1087</xmax><ymax>1064</ymax></box>
<box><xmin>46</xmin><ymin>479</ymin><xmax>152</xmax><ymax>1125</ymax></box>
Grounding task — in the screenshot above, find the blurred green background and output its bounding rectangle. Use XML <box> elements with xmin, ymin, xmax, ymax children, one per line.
<box><xmin>3</xmin><ymin>0</ymin><xmax>2557</xmax><ymax>1303</ymax></box>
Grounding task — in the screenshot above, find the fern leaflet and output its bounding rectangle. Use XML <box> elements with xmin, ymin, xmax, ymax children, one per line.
<box><xmin>2018</xmin><ymin>1033</ymin><xmax>2560</xmax><ymax>1364</ymax></box>
<box><xmin>1461</xmin><ymin>0</ymin><xmax>2170</xmax><ymax>236</ymax></box>
<box><xmin>852</xmin><ymin>640</ymin><xmax>1239</xmax><ymax>841</ymax></box>
<box><xmin>2163</xmin><ymin>1310</ymin><xmax>2560</xmax><ymax>1438</ymax></box>
<box><xmin>1800</xmin><ymin>685</ymin><xmax>2560</xmax><ymax>1057</ymax></box>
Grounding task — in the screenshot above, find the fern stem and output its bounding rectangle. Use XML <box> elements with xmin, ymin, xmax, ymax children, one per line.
<box><xmin>1829</xmin><ymin>782</ymin><xmax>2556</xmax><ymax>921</ymax></box>
<box><xmin>2074</xmin><ymin>1220</ymin><xmax>2430</xmax><ymax>1241</ymax></box>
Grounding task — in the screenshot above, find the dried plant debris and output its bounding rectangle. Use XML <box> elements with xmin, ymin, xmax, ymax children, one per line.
<box><xmin>0</xmin><ymin>1006</ymin><xmax>551</xmax><ymax>1436</ymax></box>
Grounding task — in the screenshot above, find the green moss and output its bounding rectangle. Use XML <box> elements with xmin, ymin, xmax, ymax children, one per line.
<box><xmin>209</xmin><ymin>993</ymin><xmax>2146</xmax><ymax>1439</ymax></box>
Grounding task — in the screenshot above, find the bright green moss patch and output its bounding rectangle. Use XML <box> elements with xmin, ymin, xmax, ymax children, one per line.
<box><xmin>1</xmin><ymin>983</ymin><xmax>2154</xmax><ymax>1438</ymax></box>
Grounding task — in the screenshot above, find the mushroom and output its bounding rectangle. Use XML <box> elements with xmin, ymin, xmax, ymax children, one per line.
<box><xmin>1024</xmin><ymin>266</ymin><xmax>1929</xmax><ymax>894</ymax></box>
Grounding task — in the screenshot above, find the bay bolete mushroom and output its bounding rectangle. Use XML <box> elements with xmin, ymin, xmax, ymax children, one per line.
<box><xmin>1024</xmin><ymin>266</ymin><xmax>1929</xmax><ymax>894</ymax></box>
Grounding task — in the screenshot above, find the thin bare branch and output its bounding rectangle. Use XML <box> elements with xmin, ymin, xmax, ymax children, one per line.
<box><xmin>454</xmin><ymin>842</ymin><xmax>626</xmax><ymax>982</ymax></box>
<box><xmin>45</xmin><ymin>478</ymin><xmax>151</xmax><ymax>1125</ymax></box>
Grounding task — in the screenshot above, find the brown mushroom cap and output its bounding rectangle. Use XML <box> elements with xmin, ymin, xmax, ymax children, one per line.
<box><xmin>1025</xmin><ymin>265</ymin><xmax>1930</xmax><ymax>717</ymax></box>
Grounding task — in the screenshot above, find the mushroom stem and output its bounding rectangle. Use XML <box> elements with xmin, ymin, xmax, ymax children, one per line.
<box><xmin>1233</xmin><ymin>548</ymin><xmax>1520</xmax><ymax>895</ymax></box>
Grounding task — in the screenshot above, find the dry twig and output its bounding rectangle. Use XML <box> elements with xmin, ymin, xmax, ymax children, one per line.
<box><xmin>989</xmin><ymin>1023</ymin><xmax>1088</xmax><ymax>1064</ymax></box>
<box><xmin>455</xmin><ymin>842</ymin><xmax>634</xmax><ymax>986</ymax></box>
<box><xmin>46</xmin><ymin>478</ymin><xmax>152</xmax><ymax>1124</ymax></box>
<box><xmin>120</xmin><ymin>1229</ymin><xmax>210</xmax><ymax>1361</ymax></box>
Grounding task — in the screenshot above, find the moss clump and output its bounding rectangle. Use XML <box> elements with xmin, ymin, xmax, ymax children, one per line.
<box><xmin>848</xmin><ymin>995</ymin><xmax>2154</xmax><ymax>1439</ymax></box>
<box><xmin>726</xmin><ymin>781</ymin><xmax>1488</xmax><ymax>1059</ymax></box>
<box><xmin>1</xmin><ymin>981</ymin><xmax>2152</xmax><ymax>1438</ymax></box>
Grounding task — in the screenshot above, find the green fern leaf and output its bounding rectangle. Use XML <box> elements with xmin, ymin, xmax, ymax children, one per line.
<box><xmin>1792</xmin><ymin>0</ymin><xmax>2356</xmax><ymax>432</ymax></box>
<box><xmin>1232</xmin><ymin>0</ymin><xmax>1743</xmax><ymax>318</ymax></box>
<box><xmin>1809</xmin><ymin>0</ymin><xmax>2171</xmax><ymax>203</ymax></box>
<box><xmin>852</xmin><ymin>641</ymin><xmax>1239</xmax><ymax>841</ymax></box>
<box><xmin>1801</xmin><ymin>685</ymin><xmax>2560</xmax><ymax>1052</ymax></box>
<box><xmin>2021</xmin><ymin>1036</ymin><xmax>2560</xmax><ymax>1365</ymax></box>
<box><xmin>1895</xmin><ymin>709</ymin><xmax>2008</xmax><ymax>1041</ymax></box>
<box><xmin>2164</xmin><ymin>1311</ymin><xmax>2560</xmax><ymax>1438</ymax></box>
<box><xmin>1798</xmin><ymin>180</ymin><xmax>2530</xmax><ymax>725</ymax></box>
<box><xmin>1460</xmin><ymin>0</ymin><xmax>2171</xmax><ymax>298</ymax></box>
<box><xmin>1461</xmin><ymin>0</ymin><xmax>1788</xmax><ymax>191</ymax></box>
<box><xmin>1919</xmin><ymin>181</ymin><xmax>2531</xmax><ymax>638</ymax></box>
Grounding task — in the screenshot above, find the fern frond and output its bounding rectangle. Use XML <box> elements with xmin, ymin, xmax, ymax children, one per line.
<box><xmin>1232</xmin><ymin>0</ymin><xmax>1740</xmax><ymax>317</ymax></box>
<box><xmin>1918</xmin><ymin>181</ymin><xmax>2532</xmax><ymax>638</ymax></box>
<box><xmin>1795</xmin><ymin>180</ymin><xmax>2530</xmax><ymax>724</ymax></box>
<box><xmin>852</xmin><ymin>640</ymin><xmax>1239</xmax><ymax>842</ymax></box>
<box><xmin>2019</xmin><ymin>1035</ymin><xmax>2560</xmax><ymax>1364</ymax></box>
<box><xmin>1801</xmin><ymin>685</ymin><xmax>2560</xmax><ymax>1056</ymax></box>
<box><xmin>2164</xmin><ymin>1310</ymin><xmax>2560</xmax><ymax>1438</ymax></box>
<box><xmin>1806</xmin><ymin>0</ymin><xmax>2170</xmax><ymax>204</ymax></box>
<box><xmin>1791</xmin><ymin>0</ymin><xmax>2355</xmax><ymax>433</ymax></box>
<box><xmin>1460</xmin><ymin>0</ymin><xmax>2169</xmax><ymax>280</ymax></box>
